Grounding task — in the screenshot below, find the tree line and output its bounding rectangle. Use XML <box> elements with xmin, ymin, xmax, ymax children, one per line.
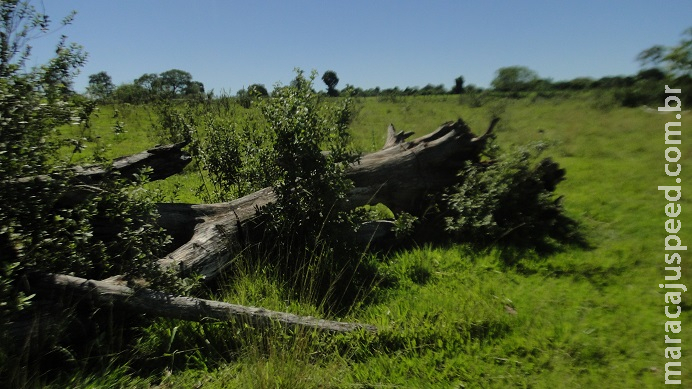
<box><xmin>87</xmin><ymin>28</ymin><xmax>691</xmax><ymax>108</ymax></box>
<box><xmin>87</xmin><ymin>68</ymin><xmax>207</xmax><ymax>103</ymax></box>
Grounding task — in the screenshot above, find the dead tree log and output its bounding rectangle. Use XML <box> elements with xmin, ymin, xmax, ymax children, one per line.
<box><xmin>72</xmin><ymin>141</ymin><xmax>192</xmax><ymax>183</ymax></box>
<box><xmin>10</xmin><ymin>142</ymin><xmax>192</xmax><ymax>208</ymax></box>
<box><xmin>17</xmin><ymin>142</ymin><xmax>191</xmax><ymax>185</ymax></box>
<box><xmin>20</xmin><ymin>119</ymin><xmax>493</xmax><ymax>337</ymax></box>
<box><xmin>345</xmin><ymin>119</ymin><xmax>496</xmax><ymax>214</ymax></box>
<box><xmin>29</xmin><ymin>273</ymin><xmax>375</xmax><ymax>333</ymax></box>
<box><xmin>152</xmin><ymin>119</ymin><xmax>496</xmax><ymax>280</ymax></box>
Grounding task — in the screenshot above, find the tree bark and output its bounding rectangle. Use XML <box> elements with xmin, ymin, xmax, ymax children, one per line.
<box><xmin>345</xmin><ymin>119</ymin><xmax>496</xmax><ymax>214</ymax></box>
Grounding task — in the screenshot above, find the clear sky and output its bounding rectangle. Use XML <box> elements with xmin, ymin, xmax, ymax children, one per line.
<box><xmin>27</xmin><ymin>0</ymin><xmax>692</xmax><ymax>95</ymax></box>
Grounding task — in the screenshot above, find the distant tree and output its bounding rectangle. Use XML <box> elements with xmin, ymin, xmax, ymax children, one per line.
<box><xmin>134</xmin><ymin>73</ymin><xmax>161</xmax><ymax>99</ymax></box>
<box><xmin>637</xmin><ymin>27</ymin><xmax>692</xmax><ymax>76</ymax></box>
<box><xmin>235</xmin><ymin>84</ymin><xmax>268</xmax><ymax>108</ymax></box>
<box><xmin>567</xmin><ymin>77</ymin><xmax>593</xmax><ymax>90</ymax></box>
<box><xmin>322</xmin><ymin>70</ymin><xmax>339</xmax><ymax>96</ymax></box>
<box><xmin>635</xmin><ymin>68</ymin><xmax>666</xmax><ymax>81</ymax></box>
<box><xmin>159</xmin><ymin>69</ymin><xmax>193</xmax><ymax>96</ymax></box>
<box><xmin>341</xmin><ymin>84</ymin><xmax>362</xmax><ymax>96</ymax></box>
<box><xmin>135</xmin><ymin>73</ymin><xmax>160</xmax><ymax>91</ymax></box>
<box><xmin>112</xmin><ymin>83</ymin><xmax>147</xmax><ymax>104</ymax></box>
<box><xmin>403</xmin><ymin>86</ymin><xmax>419</xmax><ymax>96</ymax></box>
<box><xmin>491</xmin><ymin>66</ymin><xmax>540</xmax><ymax>93</ymax></box>
<box><xmin>247</xmin><ymin>83</ymin><xmax>268</xmax><ymax>97</ymax></box>
<box><xmin>130</xmin><ymin>70</ymin><xmax>204</xmax><ymax>101</ymax></box>
<box><xmin>451</xmin><ymin>76</ymin><xmax>465</xmax><ymax>94</ymax></box>
<box><xmin>592</xmin><ymin>75</ymin><xmax>635</xmax><ymax>89</ymax></box>
<box><xmin>464</xmin><ymin>84</ymin><xmax>483</xmax><ymax>94</ymax></box>
<box><xmin>86</xmin><ymin>71</ymin><xmax>114</xmax><ymax>101</ymax></box>
<box><xmin>420</xmin><ymin>83</ymin><xmax>446</xmax><ymax>95</ymax></box>
<box><xmin>184</xmin><ymin>80</ymin><xmax>205</xmax><ymax>97</ymax></box>
<box><xmin>235</xmin><ymin>88</ymin><xmax>251</xmax><ymax>108</ymax></box>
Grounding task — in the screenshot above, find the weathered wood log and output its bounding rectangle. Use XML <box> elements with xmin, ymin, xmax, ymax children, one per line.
<box><xmin>345</xmin><ymin>119</ymin><xmax>497</xmax><ymax>214</ymax></box>
<box><xmin>28</xmin><ymin>273</ymin><xmax>375</xmax><ymax>333</ymax></box>
<box><xmin>152</xmin><ymin>119</ymin><xmax>495</xmax><ymax>280</ymax></box>
<box><xmin>156</xmin><ymin>187</ymin><xmax>277</xmax><ymax>277</ymax></box>
<box><xmin>15</xmin><ymin>141</ymin><xmax>191</xmax><ymax>186</ymax></box>
<box><xmin>382</xmin><ymin>123</ymin><xmax>415</xmax><ymax>149</ymax></box>
<box><xmin>17</xmin><ymin>120</ymin><xmax>492</xmax><ymax>340</ymax></box>
<box><xmin>74</xmin><ymin>141</ymin><xmax>192</xmax><ymax>183</ymax></box>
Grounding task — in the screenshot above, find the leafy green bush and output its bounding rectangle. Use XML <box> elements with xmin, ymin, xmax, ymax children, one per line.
<box><xmin>444</xmin><ymin>142</ymin><xmax>581</xmax><ymax>252</ymax></box>
<box><xmin>0</xmin><ymin>4</ymin><xmax>188</xmax><ymax>385</ymax></box>
<box><xmin>260</xmin><ymin>70</ymin><xmax>359</xmax><ymax>249</ymax></box>
<box><xmin>0</xmin><ymin>0</ymin><xmax>180</xmax><ymax>326</ymax></box>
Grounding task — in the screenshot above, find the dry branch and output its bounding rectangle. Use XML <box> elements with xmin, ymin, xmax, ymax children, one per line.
<box><xmin>30</xmin><ymin>273</ymin><xmax>376</xmax><ymax>333</ymax></box>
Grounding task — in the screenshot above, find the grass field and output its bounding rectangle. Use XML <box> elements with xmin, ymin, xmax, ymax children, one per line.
<box><xmin>52</xmin><ymin>93</ymin><xmax>690</xmax><ymax>388</ymax></box>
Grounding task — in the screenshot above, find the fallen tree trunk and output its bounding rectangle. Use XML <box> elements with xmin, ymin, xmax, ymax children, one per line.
<box><xmin>29</xmin><ymin>273</ymin><xmax>376</xmax><ymax>333</ymax></box>
<box><xmin>17</xmin><ymin>141</ymin><xmax>191</xmax><ymax>186</ymax></box>
<box><xmin>345</xmin><ymin>119</ymin><xmax>496</xmax><ymax>213</ymax></box>
<box><xmin>153</xmin><ymin>119</ymin><xmax>496</xmax><ymax>280</ymax></box>
<box><xmin>71</xmin><ymin>141</ymin><xmax>192</xmax><ymax>184</ymax></box>
<box><xmin>24</xmin><ymin>119</ymin><xmax>492</xmax><ymax>334</ymax></box>
<box><xmin>11</xmin><ymin>142</ymin><xmax>192</xmax><ymax>208</ymax></box>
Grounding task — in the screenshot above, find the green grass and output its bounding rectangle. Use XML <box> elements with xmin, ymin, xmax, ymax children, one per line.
<box><xmin>49</xmin><ymin>93</ymin><xmax>690</xmax><ymax>387</ymax></box>
<box><xmin>56</xmin><ymin>103</ymin><xmax>160</xmax><ymax>164</ymax></box>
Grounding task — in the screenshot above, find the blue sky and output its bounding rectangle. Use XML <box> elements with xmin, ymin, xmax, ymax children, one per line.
<box><xmin>29</xmin><ymin>0</ymin><xmax>692</xmax><ymax>94</ymax></box>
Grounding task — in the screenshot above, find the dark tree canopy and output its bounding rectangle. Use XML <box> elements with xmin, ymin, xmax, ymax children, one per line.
<box><xmin>184</xmin><ymin>80</ymin><xmax>205</xmax><ymax>96</ymax></box>
<box><xmin>451</xmin><ymin>76</ymin><xmax>465</xmax><ymax>94</ymax></box>
<box><xmin>491</xmin><ymin>66</ymin><xmax>540</xmax><ymax>92</ymax></box>
<box><xmin>118</xmin><ymin>70</ymin><xmax>205</xmax><ymax>102</ymax></box>
<box><xmin>159</xmin><ymin>69</ymin><xmax>193</xmax><ymax>96</ymax></box>
<box><xmin>135</xmin><ymin>73</ymin><xmax>161</xmax><ymax>94</ymax></box>
<box><xmin>322</xmin><ymin>70</ymin><xmax>339</xmax><ymax>96</ymax></box>
<box><xmin>247</xmin><ymin>83</ymin><xmax>268</xmax><ymax>97</ymax></box>
<box><xmin>86</xmin><ymin>71</ymin><xmax>114</xmax><ymax>101</ymax></box>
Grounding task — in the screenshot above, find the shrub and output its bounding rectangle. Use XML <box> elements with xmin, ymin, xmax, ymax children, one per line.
<box><xmin>260</xmin><ymin>70</ymin><xmax>359</xmax><ymax>250</ymax></box>
<box><xmin>444</xmin><ymin>142</ymin><xmax>581</xmax><ymax>252</ymax></box>
<box><xmin>0</xmin><ymin>0</ymin><xmax>181</xmax><ymax>355</ymax></box>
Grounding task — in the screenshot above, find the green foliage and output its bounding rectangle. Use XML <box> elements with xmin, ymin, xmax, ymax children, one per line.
<box><xmin>235</xmin><ymin>84</ymin><xmax>268</xmax><ymax>109</ymax></box>
<box><xmin>0</xmin><ymin>2</ymin><xmax>82</xmax><ymax>321</ymax></box>
<box><xmin>111</xmin><ymin>82</ymin><xmax>148</xmax><ymax>104</ymax></box>
<box><xmin>159</xmin><ymin>69</ymin><xmax>191</xmax><ymax>96</ymax></box>
<box><xmin>491</xmin><ymin>65</ymin><xmax>540</xmax><ymax>93</ymax></box>
<box><xmin>150</xmin><ymin>100</ymin><xmax>195</xmax><ymax>145</ymax></box>
<box><xmin>637</xmin><ymin>26</ymin><xmax>692</xmax><ymax>76</ymax></box>
<box><xmin>247</xmin><ymin>83</ymin><xmax>269</xmax><ymax>97</ymax></box>
<box><xmin>0</xmin><ymin>7</ymin><xmax>183</xmax><ymax>384</ymax></box>
<box><xmin>445</xmin><ymin>142</ymin><xmax>581</xmax><ymax>252</ymax></box>
<box><xmin>260</xmin><ymin>70</ymin><xmax>358</xmax><ymax>248</ymax></box>
<box><xmin>195</xmin><ymin>106</ymin><xmax>273</xmax><ymax>201</ymax></box>
<box><xmin>111</xmin><ymin>69</ymin><xmax>205</xmax><ymax>104</ymax></box>
<box><xmin>86</xmin><ymin>71</ymin><xmax>114</xmax><ymax>102</ymax></box>
<box><xmin>321</xmin><ymin>69</ymin><xmax>339</xmax><ymax>96</ymax></box>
